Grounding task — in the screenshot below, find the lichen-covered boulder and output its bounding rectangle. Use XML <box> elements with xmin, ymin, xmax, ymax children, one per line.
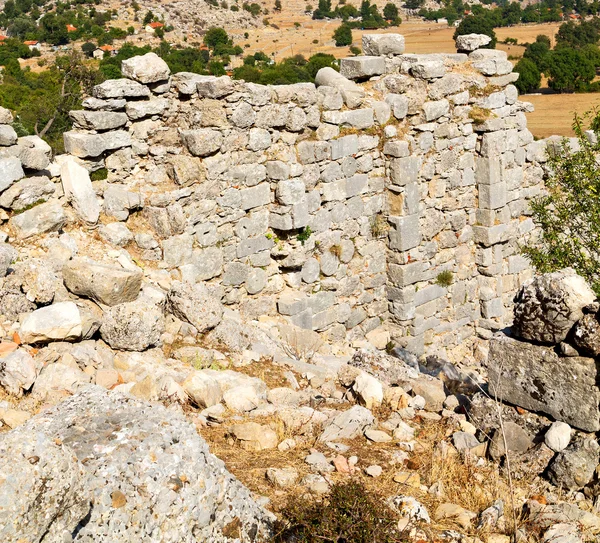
<box><xmin>513</xmin><ymin>269</ymin><xmax>596</xmax><ymax>344</ymax></box>
<box><xmin>0</xmin><ymin>386</ymin><xmax>272</xmax><ymax>542</ymax></box>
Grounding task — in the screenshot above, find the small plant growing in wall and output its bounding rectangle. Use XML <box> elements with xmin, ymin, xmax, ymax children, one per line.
<box><xmin>468</xmin><ymin>106</ymin><xmax>493</xmax><ymax>126</ymax></box>
<box><xmin>297</xmin><ymin>226</ymin><xmax>313</xmax><ymax>245</ymax></box>
<box><xmin>436</xmin><ymin>270</ymin><xmax>453</xmax><ymax>287</ymax></box>
<box><xmin>329</xmin><ymin>244</ymin><xmax>342</xmax><ymax>258</ymax></box>
<box><xmin>370</xmin><ymin>214</ymin><xmax>389</xmax><ymax>239</ymax></box>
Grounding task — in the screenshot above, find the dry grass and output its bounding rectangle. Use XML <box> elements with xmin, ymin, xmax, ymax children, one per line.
<box><xmin>194</xmin><ymin>407</ymin><xmax>546</xmax><ymax>538</ymax></box>
<box><xmin>525</xmin><ymin>93</ymin><xmax>600</xmax><ymax>138</ymax></box>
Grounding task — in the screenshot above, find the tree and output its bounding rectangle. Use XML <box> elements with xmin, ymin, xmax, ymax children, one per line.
<box><xmin>81</xmin><ymin>41</ymin><xmax>96</xmax><ymax>57</ymax></box>
<box><xmin>333</xmin><ymin>23</ymin><xmax>352</xmax><ymax>46</ymax></box>
<box><xmin>547</xmin><ymin>47</ymin><xmax>596</xmax><ymax>92</ymax></box>
<box><xmin>405</xmin><ymin>0</ymin><xmax>424</xmax><ymax>9</ymax></box>
<box><xmin>203</xmin><ymin>27</ymin><xmax>229</xmax><ymax>49</ymax></box>
<box><xmin>523</xmin><ymin>34</ymin><xmax>552</xmax><ymax>72</ymax></box>
<box><xmin>383</xmin><ymin>2</ymin><xmax>399</xmax><ymax>22</ymax></box>
<box><xmin>513</xmin><ymin>58</ymin><xmax>540</xmax><ymax>93</ymax></box>
<box><xmin>523</xmin><ymin>110</ymin><xmax>600</xmax><ymax>295</ymax></box>
<box><xmin>274</xmin><ymin>0</ymin><xmax>281</xmax><ymax>10</ymax></box>
<box><xmin>453</xmin><ymin>15</ymin><xmax>497</xmax><ymax>48</ymax></box>
<box><xmin>143</xmin><ymin>10</ymin><xmax>154</xmax><ymax>24</ymax></box>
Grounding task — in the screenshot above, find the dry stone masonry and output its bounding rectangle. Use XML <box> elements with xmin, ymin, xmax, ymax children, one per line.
<box><xmin>0</xmin><ymin>34</ymin><xmax>554</xmax><ymax>360</ymax></box>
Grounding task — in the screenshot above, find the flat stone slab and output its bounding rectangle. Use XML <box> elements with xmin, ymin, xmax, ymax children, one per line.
<box><xmin>340</xmin><ymin>56</ymin><xmax>386</xmax><ymax>80</ymax></box>
<box><xmin>487</xmin><ymin>334</ymin><xmax>600</xmax><ymax>432</ymax></box>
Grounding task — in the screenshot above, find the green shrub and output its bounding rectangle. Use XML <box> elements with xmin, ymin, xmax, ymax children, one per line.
<box><xmin>436</xmin><ymin>270</ymin><xmax>453</xmax><ymax>287</ymax></box>
<box><xmin>522</xmin><ymin>110</ymin><xmax>600</xmax><ymax>296</ymax></box>
<box><xmin>90</xmin><ymin>167</ymin><xmax>108</xmax><ymax>181</ymax></box>
<box><xmin>272</xmin><ymin>481</ymin><xmax>403</xmax><ymax>543</ymax></box>
<box><xmin>296</xmin><ymin>226</ymin><xmax>312</xmax><ymax>245</ymax></box>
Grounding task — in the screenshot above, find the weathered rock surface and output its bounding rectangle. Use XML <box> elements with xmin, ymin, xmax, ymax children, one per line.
<box><xmin>63</xmin><ymin>258</ymin><xmax>143</xmax><ymax>306</ymax></box>
<box><xmin>9</xmin><ymin>201</ymin><xmax>66</xmax><ymax>239</ymax></box>
<box><xmin>167</xmin><ymin>281</ymin><xmax>224</xmax><ymax>333</ymax></box>
<box><xmin>121</xmin><ymin>52</ymin><xmax>171</xmax><ymax>84</ymax></box>
<box><xmin>319</xmin><ymin>405</ymin><xmax>375</xmax><ymax>442</ymax></box>
<box><xmin>487</xmin><ymin>335</ymin><xmax>600</xmax><ymax>432</ymax></box>
<box><xmin>0</xmin><ymin>386</ymin><xmax>271</xmax><ymax>541</ymax></box>
<box><xmin>100</xmin><ymin>298</ymin><xmax>165</xmax><ymax>351</ymax></box>
<box><xmin>19</xmin><ymin>302</ymin><xmax>82</xmax><ymax>344</ymax></box>
<box><xmin>0</xmin><ymin>349</ymin><xmax>37</xmax><ymax>396</ymax></box>
<box><xmin>548</xmin><ymin>438</ymin><xmax>600</xmax><ymax>490</ymax></box>
<box><xmin>455</xmin><ymin>33</ymin><xmax>492</xmax><ymax>52</ymax></box>
<box><xmin>0</xmin><ymin>425</ymin><xmax>90</xmax><ymax>542</ymax></box>
<box><xmin>513</xmin><ymin>269</ymin><xmax>596</xmax><ymax>344</ymax></box>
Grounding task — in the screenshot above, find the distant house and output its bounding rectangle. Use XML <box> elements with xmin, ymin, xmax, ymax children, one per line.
<box><xmin>145</xmin><ymin>21</ymin><xmax>165</xmax><ymax>33</ymax></box>
<box><xmin>93</xmin><ymin>44</ymin><xmax>118</xmax><ymax>59</ymax></box>
<box><xmin>24</xmin><ymin>40</ymin><xmax>41</xmax><ymax>51</ymax></box>
<box><xmin>66</xmin><ymin>24</ymin><xmax>77</xmax><ymax>32</ymax></box>
<box><xmin>437</xmin><ymin>18</ymin><xmax>448</xmax><ymax>24</ymax></box>
<box><xmin>0</xmin><ymin>36</ymin><xmax>7</xmax><ymax>43</ymax></box>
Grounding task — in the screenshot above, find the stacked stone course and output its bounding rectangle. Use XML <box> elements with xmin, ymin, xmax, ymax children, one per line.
<box><xmin>55</xmin><ymin>39</ymin><xmax>561</xmax><ymax>355</ymax></box>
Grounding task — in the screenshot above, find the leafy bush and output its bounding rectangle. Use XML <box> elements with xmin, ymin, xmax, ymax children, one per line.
<box><xmin>522</xmin><ymin>110</ymin><xmax>600</xmax><ymax>295</ymax></box>
<box><xmin>273</xmin><ymin>481</ymin><xmax>403</xmax><ymax>543</ymax></box>
<box><xmin>333</xmin><ymin>23</ymin><xmax>352</xmax><ymax>46</ymax></box>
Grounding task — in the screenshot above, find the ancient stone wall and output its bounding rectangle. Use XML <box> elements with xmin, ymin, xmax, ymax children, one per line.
<box><xmin>59</xmin><ymin>38</ymin><xmax>551</xmax><ymax>355</ymax></box>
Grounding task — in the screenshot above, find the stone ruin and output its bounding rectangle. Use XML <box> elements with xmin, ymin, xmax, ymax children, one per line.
<box><xmin>39</xmin><ymin>34</ymin><xmax>557</xmax><ymax>359</ymax></box>
<box><xmin>2</xmin><ymin>32</ymin><xmax>600</xmax><ymax>542</ymax></box>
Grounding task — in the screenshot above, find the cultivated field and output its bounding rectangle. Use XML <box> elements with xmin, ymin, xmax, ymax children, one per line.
<box><xmin>524</xmin><ymin>93</ymin><xmax>600</xmax><ymax>137</ymax></box>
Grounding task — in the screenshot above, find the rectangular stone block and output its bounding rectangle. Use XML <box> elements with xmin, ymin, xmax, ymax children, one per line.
<box><xmin>278</xmin><ymin>293</ymin><xmax>308</xmax><ymax>316</ymax></box>
<box><xmin>414</xmin><ymin>284</ymin><xmax>445</xmax><ymax>307</ymax></box>
<box><xmin>472</xmin><ymin>224</ymin><xmax>508</xmax><ymax>247</ymax></box>
<box><xmin>237</xmin><ymin>235</ymin><xmax>274</xmax><ymax>258</ymax></box>
<box><xmin>475</xmin><ymin>156</ymin><xmax>501</xmax><ymax>185</ymax></box>
<box><xmin>240</xmin><ymin>183</ymin><xmax>271</xmax><ymax>210</ymax></box>
<box><xmin>330</xmin><ymin>135</ymin><xmax>358</xmax><ymax>160</ymax></box>
<box><xmin>339</xmin><ymin>56</ymin><xmax>386</xmax><ymax>80</ymax></box>
<box><xmin>389</xmin><ymin>214</ymin><xmax>421</xmax><ymax>252</ymax></box>
<box><xmin>321</xmin><ymin>179</ymin><xmax>346</xmax><ymax>202</ymax></box>
<box><xmin>388</xmin><ymin>261</ymin><xmax>425</xmax><ymax>287</ymax></box>
<box><xmin>479</xmin><ymin>182</ymin><xmax>507</xmax><ymax>210</ymax></box>
<box><xmin>346</xmin><ymin>174</ymin><xmax>368</xmax><ymax>198</ymax></box>
<box><xmin>389</xmin><ymin>157</ymin><xmax>421</xmax><ymax>186</ymax></box>
<box><xmin>481</xmin><ymin>297</ymin><xmax>504</xmax><ymax>319</ymax></box>
<box><xmin>488</xmin><ymin>335</ymin><xmax>600</xmax><ymax>432</ymax></box>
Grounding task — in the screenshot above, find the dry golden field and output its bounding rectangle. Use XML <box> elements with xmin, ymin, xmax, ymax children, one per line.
<box><xmin>524</xmin><ymin>93</ymin><xmax>600</xmax><ymax>137</ymax></box>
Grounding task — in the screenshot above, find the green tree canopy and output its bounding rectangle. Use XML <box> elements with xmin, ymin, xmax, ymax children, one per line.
<box><xmin>523</xmin><ymin>110</ymin><xmax>600</xmax><ymax>295</ymax></box>
<box><xmin>333</xmin><ymin>22</ymin><xmax>352</xmax><ymax>46</ymax></box>
<box><xmin>513</xmin><ymin>57</ymin><xmax>541</xmax><ymax>93</ymax></box>
<box><xmin>547</xmin><ymin>47</ymin><xmax>596</xmax><ymax>92</ymax></box>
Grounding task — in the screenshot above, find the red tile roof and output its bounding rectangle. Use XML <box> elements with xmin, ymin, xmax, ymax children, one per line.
<box><xmin>149</xmin><ymin>22</ymin><xmax>164</xmax><ymax>29</ymax></box>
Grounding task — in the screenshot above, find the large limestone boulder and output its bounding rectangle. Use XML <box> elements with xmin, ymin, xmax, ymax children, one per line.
<box><xmin>513</xmin><ymin>269</ymin><xmax>596</xmax><ymax>344</ymax></box>
<box><xmin>0</xmin><ymin>349</ymin><xmax>37</xmax><ymax>397</ymax></box>
<box><xmin>9</xmin><ymin>201</ymin><xmax>66</xmax><ymax>239</ymax></box>
<box><xmin>0</xmin><ymin>425</ymin><xmax>90</xmax><ymax>541</ymax></box>
<box><xmin>121</xmin><ymin>52</ymin><xmax>171</xmax><ymax>84</ymax></box>
<box><xmin>455</xmin><ymin>33</ymin><xmax>492</xmax><ymax>52</ymax></box>
<box><xmin>167</xmin><ymin>281</ymin><xmax>224</xmax><ymax>333</ymax></box>
<box><xmin>362</xmin><ymin>33</ymin><xmax>405</xmax><ymax>56</ymax></box>
<box><xmin>0</xmin><ymin>386</ymin><xmax>272</xmax><ymax>541</ymax></box>
<box><xmin>63</xmin><ymin>258</ymin><xmax>143</xmax><ymax>306</ymax></box>
<box><xmin>487</xmin><ymin>334</ymin><xmax>600</xmax><ymax>432</ymax></box>
<box><xmin>61</xmin><ymin>159</ymin><xmax>100</xmax><ymax>224</ymax></box>
<box><xmin>100</xmin><ymin>298</ymin><xmax>165</xmax><ymax>351</ymax></box>
<box><xmin>19</xmin><ymin>302</ymin><xmax>83</xmax><ymax>344</ymax></box>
